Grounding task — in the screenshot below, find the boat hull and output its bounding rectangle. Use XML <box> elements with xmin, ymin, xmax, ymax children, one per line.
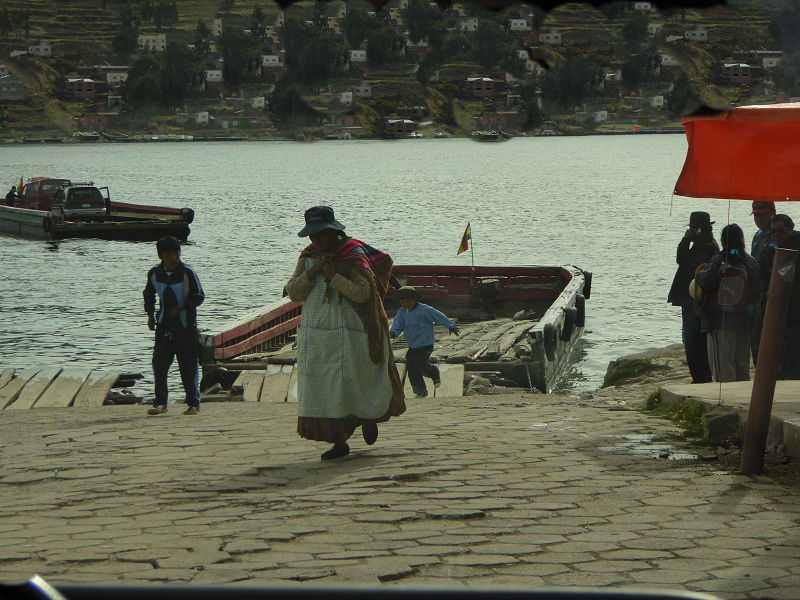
<box><xmin>0</xmin><ymin>205</ymin><xmax>192</xmax><ymax>241</ymax></box>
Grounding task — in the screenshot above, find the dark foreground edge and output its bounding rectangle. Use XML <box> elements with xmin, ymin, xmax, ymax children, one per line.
<box><xmin>1</xmin><ymin>578</ymin><xmax>722</xmax><ymax>600</ymax></box>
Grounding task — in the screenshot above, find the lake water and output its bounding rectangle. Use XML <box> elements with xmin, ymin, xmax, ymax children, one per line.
<box><xmin>0</xmin><ymin>136</ymin><xmax>761</xmax><ymax>398</ymax></box>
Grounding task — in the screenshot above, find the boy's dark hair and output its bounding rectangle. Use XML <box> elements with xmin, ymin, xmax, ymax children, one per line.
<box><xmin>772</xmin><ymin>214</ymin><xmax>795</xmax><ymax>230</ymax></box>
<box><xmin>720</xmin><ymin>224</ymin><xmax>745</xmax><ymax>253</ymax></box>
<box><xmin>156</xmin><ymin>236</ymin><xmax>181</xmax><ymax>254</ymax></box>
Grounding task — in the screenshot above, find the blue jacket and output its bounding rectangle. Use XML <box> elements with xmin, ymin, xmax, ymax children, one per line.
<box><xmin>143</xmin><ymin>261</ymin><xmax>205</xmax><ymax>334</ymax></box>
<box><xmin>390</xmin><ymin>302</ymin><xmax>457</xmax><ymax>349</ymax></box>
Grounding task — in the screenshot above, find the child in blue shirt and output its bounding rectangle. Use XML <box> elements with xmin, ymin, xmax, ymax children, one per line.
<box><xmin>390</xmin><ymin>286</ymin><xmax>460</xmax><ymax>398</ymax></box>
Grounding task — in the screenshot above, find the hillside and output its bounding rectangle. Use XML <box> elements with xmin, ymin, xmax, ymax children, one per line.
<box><xmin>0</xmin><ymin>0</ymin><xmax>793</xmax><ymax>139</ymax></box>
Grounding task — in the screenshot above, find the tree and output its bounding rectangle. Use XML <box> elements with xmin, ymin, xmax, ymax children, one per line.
<box><xmin>474</xmin><ymin>20</ymin><xmax>513</xmax><ymax>69</ymax></box>
<box><xmin>623</xmin><ymin>11</ymin><xmax>648</xmax><ymax>45</ymax></box>
<box><xmin>599</xmin><ymin>1</ymin><xmax>627</xmax><ymax>22</ymax></box>
<box><xmin>112</xmin><ymin>3</ymin><xmax>138</xmax><ymax>54</ymax></box>
<box><xmin>367</xmin><ymin>26</ymin><xmax>399</xmax><ymax>68</ymax></box>
<box><xmin>773</xmin><ymin>52</ymin><xmax>800</xmax><ymax>96</ymax></box>
<box><xmin>160</xmin><ymin>42</ymin><xmax>200</xmax><ymax>109</ymax></box>
<box><xmin>194</xmin><ymin>19</ymin><xmax>212</xmax><ymax>56</ymax></box>
<box><xmin>529</xmin><ymin>5</ymin><xmax>547</xmax><ymax>32</ymax></box>
<box><xmin>270</xmin><ymin>74</ymin><xmax>320</xmax><ymax>129</ymax></box>
<box><xmin>126</xmin><ymin>53</ymin><xmax>162</xmax><ymax>107</ymax></box>
<box><xmin>0</xmin><ymin>7</ymin><xmax>13</xmax><ymax>36</ymax></box>
<box><xmin>441</xmin><ymin>32</ymin><xmax>474</xmax><ymax>62</ymax></box>
<box><xmin>221</xmin><ymin>27</ymin><xmax>257</xmax><ymax>88</ymax></box>
<box><xmin>770</xmin><ymin>3</ymin><xmax>800</xmax><ymax>52</ymax></box>
<box><xmin>406</xmin><ymin>0</ymin><xmax>443</xmax><ymax>43</ymax></box>
<box><xmin>283</xmin><ymin>18</ymin><xmax>346</xmax><ymax>88</ymax></box>
<box><xmin>667</xmin><ymin>72</ymin><xmax>699</xmax><ymax>118</ymax></box>
<box><xmin>621</xmin><ymin>47</ymin><xmax>659</xmax><ymax>91</ymax></box>
<box><xmin>541</xmin><ymin>58</ymin><xmax>598</xmax><ymax>112</ymax></box>
<box><xmin>343</xmin><ymin>7</ymin><xmax>373</xmax><ymax>49</ymax></box>
<box><xmin>251</xmin><ymin>5</ymin><xmax>267</xmax><ymax>41</ymax></box>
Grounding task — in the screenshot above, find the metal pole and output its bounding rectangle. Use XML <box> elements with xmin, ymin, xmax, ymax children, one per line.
<box><xmin>740</xmin><ymin>247</ymin><xmax>798</xmax><ymax>475</ymax></box>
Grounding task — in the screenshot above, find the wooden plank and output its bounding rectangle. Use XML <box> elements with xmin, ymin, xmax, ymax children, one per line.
<box><xmin>237</xmin><ymin>370</ymin><xmax>265</xmax><ymax>402</ymax></box>
<box><xmin>0</xmin><ymin>367</ymin><xmax>41</xmax><ymax>409</ymax></box>
<box><xmin>259</xmin><ymin>364</ymin><xmax>291</xmax><ymax>403</ymax></box>
<box><xmin>36</xmin><ymin>367</ymin><xmax>94</xmax><ymax>408</ymax></box>
<box><xmin>286</xmin><ymin>366</ymin><xmax>299</xmax><ymax>403</ymax></box>
<box><xmin>8</xmin><ymin>367</ymin><xmax>63</xmax><ymax>410</ymax></box>
<box><xmin>73</xmin><ymin>371</ymin><xmax>120</xmax><ymax>408</ymax></box>
<box><xmin>0</xmin><ymin>368</ymin><xmax>15</xmax><ymax>390</ymax></box>
<box><xmin>434</xmin><ymin>364</ymin><xmax>464</xmax><ymax>398</ymax></box>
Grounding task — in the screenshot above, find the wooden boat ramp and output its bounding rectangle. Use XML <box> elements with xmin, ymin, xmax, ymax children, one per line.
<box><xmin>0</xmin><ymin>367</ymin><xmax>141</xmax><ymax>410</ymax></box>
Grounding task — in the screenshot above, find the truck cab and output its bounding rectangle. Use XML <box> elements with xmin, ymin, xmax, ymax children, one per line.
<box><xmin>52</xmin><ymin>183</ymin><xmax>109</xmax><ymax>219</ymax></box>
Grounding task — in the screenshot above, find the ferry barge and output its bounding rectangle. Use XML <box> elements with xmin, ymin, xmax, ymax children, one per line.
<box><xmin>200</xmin><ymin>264</ymin><xmax>591</xmax><ymax>394</ymax></box>
<box><xmin>1</xmin><ymin>177</ymin><xmax>194</xmax><ymax>241</ymax></box>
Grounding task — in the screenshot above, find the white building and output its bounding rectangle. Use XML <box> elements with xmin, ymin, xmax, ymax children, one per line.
<box><xmin>594</xmin><ymin>110</ymin><xmax>609</xmax><ymax>123</ymax></box>
<box><xmin>204</xmin><ymin>69</ymin><xmax>223</xmax><ymax>83</ymax></box>
<box><xmin>339</xmin><ymin>91</ymin><xmax>353</xmax><ymax>105</ymax></box>
<box><xmin>660</xmin><ymin>53</ymin><xmax>679</xmax><ymax>66</ymax></box>
<box><xmin>666</xmin><ymin>35</ymin><xmax>684</xmax><ymax>43</ymax></box>
<box><xmin>684</xmin><ymin>27</ymin><xmax>708</xmax><ymax>42</ymax></box>
<box><xmin>251</xmin><ymin>96</ymin><xmax>265</xmax><ymax>109</ymax></box>
<box><xmin>212</xmin><ymin>18</ymin><xmax>223</xmax><ymax>37</ymax></box>
<box><xmin>138</xmin><ymin>33</ymin><xmax>167</xmax><ymax>51</ymax></box>
<box><xmin>106</xmin><ymin>71</ymin><xmax>128</xmax><ymax>86</ymax></box>
<box><xmin>195</xmin><ymin>112</ymin><xmax>209</xmax><ymax>125</ymax></box>
<box><xmin>648</xmin><ymin>23</ymin><xmax>664</xmax><ymax>37</ymax></box>
<box><xmin>633</xmin><ymin>2</ymin><xmax>654</xmax><ymax>10</ymax></box>
<box><xmin>763</xmin><ymin>56</ymin><xmax>781</xmax><ymax>70</ymax></box>
<box><xmin>260</xmin><ymin>54</ymin><xmax>283</xmax><ymax>68</ymax></box>
<box><xmin>508</xmin><ymin>19</ymin><xmax>530</xmax><ymax>32</ymax></box>
<box><xmin>539</xmin><ymin>30</ymin><xmax>562</xmax><ymax>45</ymax></box>
<box><xmin>460</xmin><ymin>18</ymin><xmax>478</xmax><ymax>32</ymax></box>
<box><xmin>349</xmin><ymin>50</ymin><xmax>367</xmax><ymax>63</ymax></box>
<box><xmin>28</xmin><ymin>41</ymin><xmax>52</xmax><ymax>57</ymax></box>
<box><xmin>651</xmin><ymin>95</ymin><xmax>665</xmax><ymax>108</ymax></box>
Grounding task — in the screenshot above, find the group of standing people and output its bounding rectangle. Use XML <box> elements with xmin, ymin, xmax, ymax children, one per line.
<box><xmin>669</xmin><ymin>201</ymin><xmax>800</xmax><ymax>383</ymax></box>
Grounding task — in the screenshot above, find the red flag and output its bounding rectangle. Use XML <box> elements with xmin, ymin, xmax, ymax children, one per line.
<box><xmin>457</xmin><ymin>223</ymin><xmax>471</xmax><ymax>256</ymax></box>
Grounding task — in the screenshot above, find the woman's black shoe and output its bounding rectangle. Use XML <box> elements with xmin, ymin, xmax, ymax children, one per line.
<box><xmin>362</xmin><ymin>421</ymin><xmax>379</xmax><ymax>445</ymax></box>
<box><xmin>321</xmin><ymin>442</ymin><xmax>350</xmax><ymax>460</ymax></box>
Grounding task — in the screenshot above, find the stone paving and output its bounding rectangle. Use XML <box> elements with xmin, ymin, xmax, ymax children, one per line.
<box><xmin>1</xmin><ymin>380</ymin><xmax>799</xmax><ymax>599</ymax></box>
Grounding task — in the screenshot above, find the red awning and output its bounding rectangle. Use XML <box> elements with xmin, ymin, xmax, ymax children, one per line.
<box><xmin>674</xmin><ymin>103</ymin><xmax>800</xmax><ymax>203</ymax></box>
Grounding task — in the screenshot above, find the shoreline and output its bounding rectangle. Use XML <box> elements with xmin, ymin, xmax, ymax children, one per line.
<box><xmin>0</xmin><ymin>129</ymin><xmax>685</xmax><ymax>145</ymax></box>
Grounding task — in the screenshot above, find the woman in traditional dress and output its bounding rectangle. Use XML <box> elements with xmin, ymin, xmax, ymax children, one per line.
<box><xmin>285</xmin><ymin>206</ymin><xmax>406</xmax><ymax>460</ymax></box>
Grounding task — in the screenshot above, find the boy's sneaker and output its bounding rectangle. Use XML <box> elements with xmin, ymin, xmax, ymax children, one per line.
<box><xmin>147</xmin><ymin>405</ymin><xmax>167</xmax><ymax>415</ymax></box>
<box><xmin>183</xmin><ymin>406</ymin><xmax>200</xmax><ymax>415</ymax></box>
<box><xmin>414</xmin><ymin>392</ymin><xmax>428</xmax><ymax>398</ymax></box>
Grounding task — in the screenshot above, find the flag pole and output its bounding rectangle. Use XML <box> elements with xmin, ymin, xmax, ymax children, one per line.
<box><xmin>470</xmin><ymin>227</ymin><xmax>475</xmax><ymax>270</ymax></box>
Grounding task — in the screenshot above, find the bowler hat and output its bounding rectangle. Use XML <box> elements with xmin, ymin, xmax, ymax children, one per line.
<box><xmin>397</xmin><ymin>286</ymin><xmax>421</xmax><ymax>301</ymax></box>
<box><xmin>688</xmin><ymin>211</ymin><xmax>714</xmax><ymax>229</ymax></box>
<box><xmin>298</xmin><ymin>205</ymin><xmax>346</xmax><ymax>237</ymax></box>
<box><xmin>751</xmin><ymin>201</ymin><xmax>776</xmax><ymax>215</ymax></box>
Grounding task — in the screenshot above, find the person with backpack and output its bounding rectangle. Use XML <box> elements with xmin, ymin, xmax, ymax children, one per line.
<box><xmin>668</xmin><ymin>211</ymin><xmax>719</xmax><ymax>383</ymax></box>
<box><xmin>696</xmin><ymin>224</ymin><xmax>760</xmax><ymax>382</ymax></box>
<box><xmin>758</xmin><ymin>214</ymin><xmax>800</xmax><ymax>379</ymax></box>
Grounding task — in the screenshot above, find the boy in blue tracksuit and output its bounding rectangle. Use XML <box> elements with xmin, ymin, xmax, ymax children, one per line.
<box><xmin>390</xmin><ymin>286</ymin><xmax>460</xmax><ymax>398</ymax></box>
<box><xmin>143</xmin><ymin>236</ymin><xmax>205</xmax><ymax>415</ymax></box>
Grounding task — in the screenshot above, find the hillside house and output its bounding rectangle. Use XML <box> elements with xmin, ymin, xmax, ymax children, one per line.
<box><xmin>722</xmin><ymin>63</ymin><xmax>755</xmax><ymax>85</ymax></box>
<box><xmin>213</xmin><ymin>19</ymin><xmax>223</xmax><ymax>37</ymax></box>
<box><xmin>651</xmin><ymin>95</ymin><xmax>665</xmax><ymax>108</ymax></box>
<box><xmin>261</xmin><ymin>54</ymin><xmax>284</xmax><ymax>68</ymax></box>
<box><xmin>205</xmin><ymin>70</ymin><xmax>223</xmax><ymax>83</ymax></box>
<box><xmin>633</xmin><ymin>2</ymin><xmax>654</xmax><ymax>10</ymax></box>
<box><xmin>648</xmin><ymin>23</ymin><xmax>665</xmax><ymax>37</ymax></box>
<box><xmin>660</xmin><ymin>53</ymin><xmax>679</xmax><ymax>67</ymax></box>
<box><xmin>763</xmin><ymin>56</ymin><xmax>782</xmax><ymax>70</ymax></box>
<box><xmin>666</xmin><ymin>35</ymin><xmax>684</xmax><ymax>43</ymax></box>
<box><xmin>539</xmin><ymin>30</ymin><xmax>562</xmax><ymax>45</ymax></box>
<box><xmin>251</xmin><ymin>96</ymin><xmax>265</xmax><ymax>109</ymax></box>
<box><xmin>465</xmin><ymin>77</ymin><xmax>495</xmax><ymax>99</ymax></box>
<box><xmin>594</xmin><ymin>110</ymin><xmax>609</xmax><ymax>123</ymax></box>
<box><xmin>64</xmin><ymin>78</ymin><xmax>98</xmax><ymax>100</ymax></box>
<box><xmin>349</xmin><ymin>50</ymin><xmax>367</xmax><ymax>63</ymax></box>
<box><xmin>684</xmin><ymin>27</ymin><xmax>708</xmax><ymax>42</ymax></box>
<box><xmin>460</xmin><ymin>18</ymin><xmax>478</xmax><ymax>32</ymax></box>
<box><xmin>0</xmin><ymin>75</ymin><xmax>25</xmax><ymax>101</ymax></box>
<box><xmin>106</xmin><ymin>70</ymin><xmax>129</xmax><ymax>87</ymax></box>
<box><xmin>340</xmin><ymin>91</ymin><xmax>353</xmax><ymax>105</ymax></box>
<box><xmin>195</xmin><ymin>112</ymin><xmax>209</xmax><ymax>125</ymax></box>
<box><xmin>383</xmin><ymin>118</ymin><xmax>416</xmax><ymax>138</ymax></box>
<box><xmin>138</xmin><ymin>33</ymin><xmax>167</xmax><ymax>51</ymax></box>
<box><xmin>353</xmin><ymin>82</ymin><xmax>372</xmax><ymax>98</ymax></box>
<box><xmin>508</xmin><ymin>19</ymin><xmax>531</xmax><ymax>32</ymax></box>
<box><xmin>28</xmin><ymin>41</ymin><xmax>52</xmax><ymax>57</ymax></box>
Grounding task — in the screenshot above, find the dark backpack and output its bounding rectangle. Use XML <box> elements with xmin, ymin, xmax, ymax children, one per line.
<box><xmin>715</xmin><ymin>261</ymin><xmax>749</xmax><ymax>314</ymax></box>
